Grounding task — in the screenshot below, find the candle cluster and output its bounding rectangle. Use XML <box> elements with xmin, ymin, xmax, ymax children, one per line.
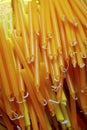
<box><xmin>0</xmin><ymin>0</ymin><xmax>87</xmax><ymax>130</ymax></box>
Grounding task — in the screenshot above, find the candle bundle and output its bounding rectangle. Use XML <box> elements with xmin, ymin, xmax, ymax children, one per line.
<box><xmin>0</xmin><ymin>0</ymin><xmax>87</xmax><ymax>130</ymax></box>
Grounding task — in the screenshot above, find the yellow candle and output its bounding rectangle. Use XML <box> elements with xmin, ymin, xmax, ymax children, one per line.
<box><xmin>69</xmin><ymin>0</ymin><xmax>87</xmax><ymax>26</ymax></box>
<box><xmin>28</xmin><ymin>100</ymin><xmax>39</xmax><ymax>130</ymax></box>
<box><xmin>78</xmin><ymin>20</ymin><xmax>87</xmax><ymax>46</ymax></box>
<box><xmin>32</xmin><ymin>0</ymin><xmax>40</xmax><ymax>34</ymax></box>
<box><xmin>0</xmin><ymin>26</ymin><xmax>20</xmax><ymax>101</ymax></box>
<box><xmin>71</xmin><ymin>25</ymin><xmax>77</xmax><ymax>46</ymax></box>
<box><xmin>68</xmin><ymin>46</ymin><xmax>77</xmax><ymax>67</ymax></box>
<box><xmin>49</xmin><ymin>0</ymin><xmax>62</xmax><ymax>54</ymax></box>
<box><xmin>40</xmin><ymin>0</ymin><xmax>47</xmax><ymax>48</ymax></box>
<box><xmin>53</xmin><ymin>0</ymin><xmax>66</xmax><ymax>21</ymax></box>
<box><xmin>16</xmin><ymin>57</ymin><xmax>25</xmax><ymax>97</ymax></box>
<box><xmin>42</xmin><ymin>49</ymin><xmax>50</xmax><ymax>78</ymax></box>
<box><xmin>76</xmin><ymin>32</ymin><xmax>87</xmax><ymax>58</ymax></box>
<box><xmin>63</xmin><ymin>0</ymin><xmax>77</xmax><ymax>25</ymax></box>
<box><xmin>70</xmin><ymin>96</ymin><xmax>79</xmax><ymax>130</ymax></box>
<box><xmin>12</xmin><ymin>33</ymin><xmax>33</xmax><ymax>84</ymax></box>
<box><xmin>44</xmin><ymin>87</ymin><xmax>55</xmax><ymax>115</ymax></box>
<box><xmin>75</xmin><ymin>44</ymin><xmax>85</xmax><ymax>68</ymax></box>
<box><xmin>21</xmin><ymin>69</ymin><xmax>48</xmax><ymax>130</ymax></box>
<box><xmin>16</xmin><ymin>36</ymin><xmax>25</xmax><ymax>56</ymax></box>
<box><xmin>14</xmin><ymin>0</ymin><xmax>21</xmax><ymax>36</ymax></box>
<box><xmin>58</xmin><ymin>19</ymin><xmax>69</xmax><ymax>64</ymax></box>
<box><xmin>45</xmin><ymin>0</ymin><xmax>52</xmax><ymax>38</ymax></box>
<box><xmin>16</xmin><ymin>103</ymin><xmax>25</xmax><ymax>130</ymax></box>
<box><xmin>79</xmin><ymin>67</ymin><xmax>87</xmax><ymax>92</ymax></box>
<box><xmin>53</xmin><ymin>57</ymin><xmax>60</xmax><ymax>82</ymax></box>
<box><xmin>58</xmin><ymin>54</ymin><xmax>65</xmax><ymax>72</ymax></box>
<box><xmin>35</xmin><ymin>35</ymin><xmax>40</xmax><ymax>90</ymax></box>
<box><xmin>66</xmin><ymin>72</ymin><xmax>76</xmax><ymax>99</ymax></box>
<box><xmin>74</xmin><ymin>0</ymin><xmax>87</xmax><ymax>17</ymax></box>
<box><xmin>56</xmin><ymin>75</ymin><xmax>64</xmax><ymax>102</ymax></box>
<box><xmin>58</xmin><ymin>0</ymin><xmax>72</xmax><ymax>23</ymax></box>
<box><xmin>50</xmin><ymin>91</ymin><xmax>64</xmax><ymax>121</ymax></box>
<box><xmin>0</xmin><ymin>54</ymin><xmax>12</xmax><ymax>100</ymax></box>
<box><xmin>49</xmin><ymin>60</ymin><xmax>55</xmax><ymax>84</ymax></box>
<box><xmin>74</xmin><ymin>67</ymin><xmax>87</xmax><ymax>113</ymax></box>
<box><xmin>51</xmin><ymin>38</ymin><xmax>58</xmax><ymax>58</ymax></box>
<box><xmin>72</xmin><ymin>56</ymin><xmax>77</xmax><ymax>68</ymax></box>
<box><xmin>64</xmin><ymin>21</ymin><xmax>73</xmax><ymax>46</ymax></box>
<box><xmin>57</xmin><ymin>86</ymin><xmax>63</xmax><ymax>103</ymax></box>
<box><xmin>28</xmin><ymin>1</ymin><xmax>35</xmax><ymax>61</ymax></box>
<box><xmin>18</xmin><ymin>3</ymin><xmax>30</xmax><ymax>62</ymax></box>
<box><xmin>47</xmin><ymin>39</ymin><xmax>53</xmax><ymax>60</ymax></box>
<box><xmin>1</xmin><ymin>90</ymin><xmax>12</xmax><ymax>120</ymax></box>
